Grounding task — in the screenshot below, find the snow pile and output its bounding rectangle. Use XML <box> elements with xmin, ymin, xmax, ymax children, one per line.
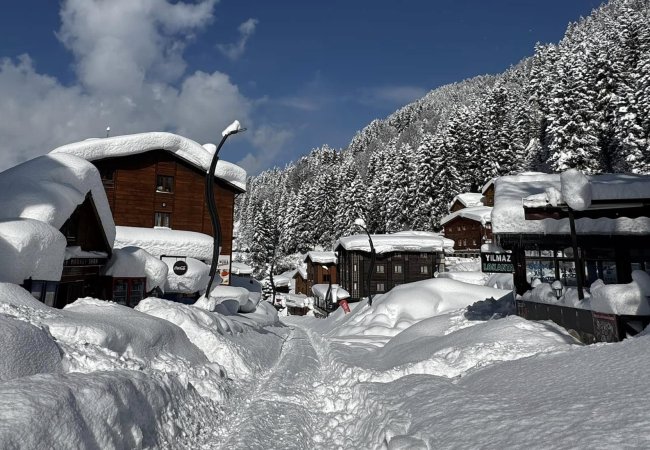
<box><xmin>305</xmin><ymin>251</ymin><xmax>337</xmax><ymax>265</ymax></box>
<box><xmin>162</xmin><ymin>257</ymin><xmax>209</xmax><ymax>294</ymax></box>
<box><xmin>0</xmin><ymin>153</ymin><xmax>115</xmax><ymax>244</ymax></box>
<box><xmin>440</xmin><ymin>205</ymin><xmax>492</xmax><ymax>226</ymax></box>
<box><xmin>444</xmin><ymin>257</ymin><xmax>481</xmax><ymax>272</ymax></box>
<box><xmin>484</xmin><ymin>272</ymin><xmax>514</xmax><ymax>290</ymax></box>
<box><xmin>51</xmin><ymin>131</ymin><xmax>247</xmax><ymax>191</ymax></box>
<box><xmin>561</xmin><ymin>168</ymin><xmax>592</xmax><ymax>210</ymax></box>
<box><xmin>436</xmin><ymin>271</ymin><xmax>488</xmax><ymax>285</ymax></box>
<box><xmin>590</xmin><ymin>270</ymin><xmax>650</xmax><ymax>315</ymax></box>
<box><xmin>0</xmin><ymin>315</ymin><xmax>62</xmax><ymax>381</ymax></box>
<box><xmin>231</xmin><ymin>261</ymin><xmax>253</xmax><ymax>275</ymax></box>
<box><xmin>273</xmin><ymin>270</ymin><xmax>294</xmax><ymax>288</ymax></box>
<box><xmin>102</xmin><ymin>246</ymin><xmax>168</xmax><ymax>291</ymax></box>
<box><xmin>335</xmin><ymin>231</ymin><xmax>454</xmax><ymax>254</ymax></box>
<box><xmin>329</xmin><ymin>278</ymin><xmax>510</xmax><ymax>340</ymax></box>
<box><xmin>0</xmin><ymin>218</ymin><xmax>67</xmax><ymax>283</ymax></box>
<box><xmin>195</xmin><ymin>285</ymin><xmax>250</xmax><ymax>315</ymax></box>
<box><xmin>115</xmin><ymin>225</ymin><xmax>214</xmax><ymax>261</ymax></box>
<box><xmin>494</xmin><ymin>172</ymin><xmax>650</xmax><ymax>235</ymax></box>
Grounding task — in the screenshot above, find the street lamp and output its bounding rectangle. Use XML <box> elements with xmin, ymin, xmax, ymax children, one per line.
<box><xmin>205</xmin><ymin>120</ymin><xmax>246</xmax><ymax>296</ymax></box>
<box><xmin>354</xmin><ymin>218</ymin><xmax>376</xmax><ymax>307</ymax></box>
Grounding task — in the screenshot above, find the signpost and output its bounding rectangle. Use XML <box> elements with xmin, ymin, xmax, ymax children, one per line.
<box><xmin>481</xmin><ymin>252</ymin><xmax>514</xmax><ymax>273</ymax></box>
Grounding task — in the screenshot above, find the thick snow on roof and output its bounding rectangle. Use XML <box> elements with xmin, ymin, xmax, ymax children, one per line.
<box><xmin>305</xmin><ymin>251</ymin><xmax>337</xmax><ymax>265</ymax></box>
<box><xmin>162</xmin><ymin>257</ymin><xmax>209</xmax><ymax>294</ymax></box>
<box><xmin>274</xmin><ymin>270</ymin><xmax>296</xmax><ymax>288</ymax></box>
<box><xmin>441</xmin><ymin>206</ymin><xmax>493</xmax><ymax>226</ymax></box>
<box><xmin>450</xmin><ymin>192</ymin><xmax>484</xmax><ymax>209</ymax></box>
<box><xmin>492</xmin><ymin>172</ymin><xmax>650</xmax><ymax>235</ymax></box>
<box><xmin>0</xmin><ymin>153</ymin><xmax>115</xmax><ymax>245</ymax></box>
<box><xmin>335</xmin><ymin>231</ymin><xmax>454</xmax><ymax>254</ymax></box>
<box><xmin>102</xmin><ymin>247</ymin><xmax>168</xmax><ymax>292</ymax></box>
<box><xmin>51</xmin><ymin>131</ymin><xmax>247</xmax><ymax>192</ymax></box>
<box><xmin>114</xmin><ymin>226</ymin><xmax>214</xmax><ymax>261</ymax></box>
<box><xmin>0</xmin><ymin>219</ymin><xmax>67</xmax><ymax>283</ymax></box>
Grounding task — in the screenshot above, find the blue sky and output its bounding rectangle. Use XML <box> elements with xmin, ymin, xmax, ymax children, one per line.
<box><xmin>0</xmin><ymin>0</ymin><xmax>603</xmax><ymax>174</ymax></box>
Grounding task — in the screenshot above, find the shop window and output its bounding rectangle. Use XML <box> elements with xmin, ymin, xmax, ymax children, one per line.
<box><xmin>527</xmin><ymin>259</ymin><xmax>556</xmax><ymax>283</ymax></box>
<box><xmin>156</xmin><ymin>175</ymin><xmax>174</xmax><ymax>193</ymax></box>
<box><xmin>154</xmin><ymin>212</ymin><xmax>171</xmax><ymax>228</ymax></box>
<box><xmin>394</xmin><ymin>264</ymin><xmax>403</xmax><ymax>274</ymax></box>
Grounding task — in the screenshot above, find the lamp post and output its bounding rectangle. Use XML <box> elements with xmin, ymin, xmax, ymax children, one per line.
<box><xmin>205</xmin><ymin>120</ymin><xmax>246</xmax><ymax>297</ymax></box>
<box><xmin>552</xmin><ymin>280</ymin><xmax>564</xmax><ymax>300</ymax></box>
<box><xmin>354</xmin><ymin>218</ymin><xmax>376</xmax><ymax>307</ymax></box>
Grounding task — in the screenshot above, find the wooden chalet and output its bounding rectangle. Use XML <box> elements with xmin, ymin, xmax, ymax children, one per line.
<box><xmin>441</xmin><ymin>206</ymin><xmax>493</xmax><ymax>257</ymax></box>
<box><xmin>490</xmin><ymin>172</ymin><xmax>650</xmax><ymax>342</ymax></box>
<box><xmin>303</xmin><ymin>251</ymin><xmax>338</xmax><ymax>296</ymax></box>
<box><xmin>51</xmin><ymin>132</ymin><xmax>247</xmax><ymax>284</ymax></box>
<box><xmin>449</xmin><ymin>192</ymin><xmax>484</xmax><ymax>213</ymax></box>
<box><xmin>335</xmin><ymin>232</ymin><xmax>454</xmax><ymax>302</ymax></box>
<box><xmin>292</xmin><ymin>266</ymin><xmax>309</xmax><ymax>296</ymax></box>
<box><xmin>0</xmin><ymin>154</ymin><xmax>115</xmax><ymax>309</ymax></box>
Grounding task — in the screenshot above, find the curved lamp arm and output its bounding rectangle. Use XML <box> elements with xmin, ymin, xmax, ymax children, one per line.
<box><xmin>205</xmin><ymin>120</ymin><xmax>245</xmax><ymax>297</ymax></box>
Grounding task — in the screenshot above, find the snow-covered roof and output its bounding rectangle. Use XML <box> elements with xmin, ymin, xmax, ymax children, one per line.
<box><xmin>273</xmin><ymin>270</ymin><xmax>296</xmax><ymax>287</ymax></box>
<box><xmin>51</xmin><ymin>132</ymin><xmax>247</xmax><ymax>192</ymax></box>
<box><xmin>311</xmin><ymin>284</ymin><xmax>350</xmax><ymax>301</ymax></box>
<box><xmin>231</xmin><ymin>261</ymin><xmax>254</xmax><ymax>275</ymax></box>
<box><xmin>162</xmin><ymin>257</ymin><xmax>209</xmax><ymax>294</ymax></box>
<box><xmin>0</xmin><ymin>153</ymin><xmax>116</xmax><ymax>245</ymax></box>
<box><xmin>450</xmin><ymin>193</ymin><xmax>484</xmax><ymax>209</ymax></box>
<box><xmin>481</xmin><ymin>178</ymin><xmax>495</xmax><ymax>194</ymax></box>
<box><xmin>293</xmin><ymin>264</ymin><xmax>307</xmax><ymax>280</ymax></box>
<box><xmin>304</xmin><ymin>251</ymin><xmax>337</xmax><ymax>265</ymax></box>
<box><xmin>335</xmin><ymin>231</ymin><xmax>454</xmax><ymax>254</ymax></box>
<box><xmin>114</xmin><ymin>226</ymin><xmax>214</xmax><ymax>261</ymax></box>
<box><xmin>102</xmin><ymin>247</ymin><xmax>168</xmax><ymax>292</ymax></box>
<box><xmin>441</xmin><ymin>206</ymin><xmax>493</xmax><ymax>226</ymax></box>
<box><xmin>492</xmin><ymin>172</ymin><xmax>650</xmax><ymax>235</ymax></box>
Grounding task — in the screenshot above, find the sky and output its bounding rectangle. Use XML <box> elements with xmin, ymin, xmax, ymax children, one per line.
<box><xmin>0</xmin><ymin>0</ymin><xmax>604</xmax><ymax>175</ymax></box>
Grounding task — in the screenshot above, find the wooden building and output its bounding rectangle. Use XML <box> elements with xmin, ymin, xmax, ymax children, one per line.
<box><xmin>441</xmin><ymin>206</ymin><xmax>493</xmax><ymax>257</ymax></box>
<box><xmin>293</xmin><ymin>266</ymin><xmax>309</xmax><ymax>296</ymax></box>
<box><xmin>303</xmin><ymin>251</ymin><xmax>338</xmax><ymax>296</ymax></box>
<box><xmin>449</xmin><ymin>192</ymin><xmax>484</xmax><ymax>213</ymax></box>
<box><xmin>490</xmin><ymin>172</ymin><xmax>650</xmax><ymax>342</ymax></box>
<box><xmin>0</xmin><ymin>153</ymin><xmax>115</xmax><ymax>309</ymax></box>
<box><xmin>51</xmin><ymin>132</ymin><xmax>247</xmax><ymax>282</ymax></box>
<box><xmin>335</xmin><ymin>232</ymin><xmax>454</xmax><ymax>302</ymax></box>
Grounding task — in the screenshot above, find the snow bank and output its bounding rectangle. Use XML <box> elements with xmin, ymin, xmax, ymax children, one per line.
<box><xmin>0</xmin><ymin>153</ymin><xmax>115</xmax><ymax>245</ymax></box>
<box><xmin>51</xmin><ymin>131</ymin><xmax>247</xmax><ymax>191</ymax></box>
<box><xmin>0</xmin><ymin>315</ymin><xmax>62</xmax><ymax>381</ymax></box>
<box><xmin>436</xmin><ymin>271</ymin><xmax>488</xmax><ymax>285</ymax></box>
<box><xmin>590</xmin><ymin>270</ymin><xmax>650</xmax><ymax>315</ymax></box>
<box><xmin>0</xmin><ymin>218</ymin><xmax>67</xmax><ymax>283</ymax></box>
<box><xmin>335</xmin><ymin>231</ymin><xmax>454</xmax><ymax>254</ymax></box>
<box><xmin>195</xmin><ymin>285</ymin><xmax>250</xmax><ymax>315</ymax></box>
<box><xmin>162</xmin><ymin>257</ymin><xmax>209</xmax><ymax>294</ymax></box>
<box><xmin>102</xmin><ymin>247</ymin><xmax>168</xmax><ymax>291</ymax></box>
<box><xmin>329</xmin><ymin>279</ymin><xmax>510</xmax><ymax>339</ymax></box>
<box><xmin>115</xmin><ymin>226</ymin><xmax>214</xmax><ymax>261</ymax></box>
<box><xmin>231</xmin><ymin>261</ymin><xmax>253</xmax><ymax>275</ymax></box>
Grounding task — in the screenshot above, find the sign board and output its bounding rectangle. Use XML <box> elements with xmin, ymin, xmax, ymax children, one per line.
<box><xmin>218</xmin><ymin>255</ymin><xmax>231</xmax><ymax>285</ymax></box>
<box><xmin>172</xmin><ymin>261</ymin><xmax>188</xmax><ymax>276</ymax></box>
<box><xmin>481</xmin><ymin>252</ymin><xmax>514</xmax><ymax>273</ymax></box>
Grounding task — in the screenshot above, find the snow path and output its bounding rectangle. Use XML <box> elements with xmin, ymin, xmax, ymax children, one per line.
<box><xmin>204</xmin><ymin>323</ymin><xmax>395</xmax><ymax>449</ymax></box>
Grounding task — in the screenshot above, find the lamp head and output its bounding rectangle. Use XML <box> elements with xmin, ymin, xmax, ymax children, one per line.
<box><xmin>354</xmin><ymin>218</ymin><xmax>367</xmax><ymax>229</ymax></box>
<box><xmin>222</xmin><ymin>120</ymin><xmax>247</xmax><ymax>137</ymax></box>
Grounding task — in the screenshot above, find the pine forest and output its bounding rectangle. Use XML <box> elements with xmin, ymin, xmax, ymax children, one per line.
<box><xmin>236</xmin><ymin>0</ymin><xmax>650</xmax><ymax>273</ymax></box>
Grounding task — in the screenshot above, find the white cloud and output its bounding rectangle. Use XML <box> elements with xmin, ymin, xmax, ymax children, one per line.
<box><xmin>236</xmin><ymin>125</ymin><xmax>293</xmax><ymax>174</ymax></box>
<box><xmin>217</xmin><ymin>18</ymin><xmax>259</xmax><ymax>60</ymax></box>
<box><xmin>0</xmin><ymin>1</ymin><xmax>290</xmax><ymax>173</ymax></box>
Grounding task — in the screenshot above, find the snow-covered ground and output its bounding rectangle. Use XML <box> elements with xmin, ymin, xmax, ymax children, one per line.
<box><xmin>2</xmin><ymin>276</ymin><xmax>650</xmax><ymax>448</ymax></box>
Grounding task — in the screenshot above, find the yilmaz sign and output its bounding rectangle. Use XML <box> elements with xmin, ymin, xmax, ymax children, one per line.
<box><xmin>481</xmin><ymin>252</ymin><xmax>514</xmax><ymax>273</ymax></box>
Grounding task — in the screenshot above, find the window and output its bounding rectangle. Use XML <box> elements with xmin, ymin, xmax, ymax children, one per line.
<box><xmin>472</xmin><ymin>239</ymin><xmax>477</xmax><ymax>246</ymax></box>
<box><xmin>154</xmin><ymin>212</ymin><xmax>171</xmax><ymax>228</ymax></box>
<box><xmin>420</xmin><ymin>253</ymin><xmax>429</xmax><ymax>258</ymax></box>
<box><xmin>353</xmin><ymin>264</ymin><xmax>358</xmax><ymax>272</ymax></box>
<box><xmin>376</xmin><ymin>265</ymin><xmax>385</xmax><ymax>274</ymax></box>
<box><xmin>376</xmin><ymin>283</ymin><xmax>385</xmax><ymax>292</ymax></box>
<box><xmin>28</xmin><ymin>280</ymin><xmax>58</xmax><ymax>306</ymax></box>
<box><xmin>113</xmin><ymin>279</ymin><xmax>128</xmax><ymax>305</ymax></box>
<box><xmin>353</xmin><ymin>282</ymin><xmax>358</xmax><ymax>290</ymax></box>
<box><xmin>420</xmin><ymin>266</ymin><xmax>429</xmax><ymax>274</ymax></box>
<box><xmin>323</xmin><ymin>274</ymin><xmax>331</xmax><ymax>282</ymax></box>
<box><xmin>156</xmin><ymin>175</ymin><xmax>174</xmax><ymax>193</ymax></box>
<box><xmin>394</xmin><ymin>265</ymin><xmax>403</xmax><ymax>274</ymax></box>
